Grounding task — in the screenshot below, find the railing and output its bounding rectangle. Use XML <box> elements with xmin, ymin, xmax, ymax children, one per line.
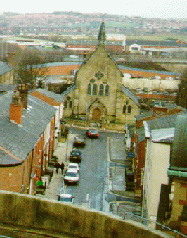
<box><xmin>123</xmin><ymin>211</ymin><xmax>187</xmax><ymax>238</ymax></box>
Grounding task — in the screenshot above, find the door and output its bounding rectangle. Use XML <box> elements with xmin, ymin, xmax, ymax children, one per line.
<box><xmin>91</xmin><ymin>107</ymin><xmax>101</xmax><ymax>121</ymax></box>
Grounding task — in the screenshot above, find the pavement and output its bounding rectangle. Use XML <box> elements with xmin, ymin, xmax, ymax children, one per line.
<box><xmin>42</xmin><ymin>130</ymin><xmax>141</xmax><ymax>220</ymax></box>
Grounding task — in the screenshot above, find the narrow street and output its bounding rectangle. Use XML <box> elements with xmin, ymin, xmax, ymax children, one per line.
<box><xmin>57</xmin><ymin>127</ymin><xmax>141</xmax><ymax>217</ymax></box>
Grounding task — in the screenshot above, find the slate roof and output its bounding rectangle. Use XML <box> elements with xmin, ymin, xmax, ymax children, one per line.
<box><xmin>31</xmin><ymin>88</ymin><xmax>64</xmax><ymax>104</ymax></box>
<box><xmin>146</xmin><ymin>113</ymin><xmax>186</xmax><ymax>130</ymax></box>
<box><xmin>122</xmin><ymin>85</ymin><xmax>140</xmax><ymax>106</ymax></box>
<box><xmin>0</xmin><ymin>91</ymin><xmax>56</xmax><ymax>166</ymax></box>
<box><xmin>140</xmin><ymin>112</ymin><xmax>187</xmax><ymax>143</ymax></box>
<box><xmin>135</xmin><ymin>111</ymin><xmax>153</xmax><ymax>120</ymax></box>
<box><xmin>119</xmin><ymin>65</ymin><xmax>180</xmax><ymax>76</ymax></box>
<box><xmin>0</xmin><ymin>84</ymin><xmax>16</xmax><ymax>92</ymax></box>
<box><xmin>0</xmin><ymin>62</ymin><xmax>13</xmax><ymax>76</ymax></box>
<box><xmin>151</xmin><ymin>127</ymin><xmax>175</xmax><ymax>143</ymax></box>
<box><xmin>34</xmin><ymin>62</ymin><xmax>81</xmax><ymax>68</ymax></box>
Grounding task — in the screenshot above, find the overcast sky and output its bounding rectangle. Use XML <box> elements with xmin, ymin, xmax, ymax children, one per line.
<box><xmin>1</xmin><ymin>0</ymin><xmax>187</xmax><ymax>19</ymax></box>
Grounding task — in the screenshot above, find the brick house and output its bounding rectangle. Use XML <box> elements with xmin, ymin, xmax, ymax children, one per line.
<box><xmin>134</xmin><ymin>105</ymin><xmax>186</xmax><ymax>192</ymax></box>
<box><xmin>30</xmin><ymin>88</ymin><xmax>65</xmax><ymax>146</ymax></box>
<box><xmin>0</xmin><ymin>85</ymin><xmax>57</xmax><ymax>194</ymax></box>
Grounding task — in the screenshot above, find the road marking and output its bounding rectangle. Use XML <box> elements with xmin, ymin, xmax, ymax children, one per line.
<box><xmin>63</xmin><ymin>185</ymin><xmax>67</xmax><ymax>193</ymax></box>
<box><xmin>107</xmin><ymin>137</ymin><xmax>110</xmax><ymax>162</ymax></box>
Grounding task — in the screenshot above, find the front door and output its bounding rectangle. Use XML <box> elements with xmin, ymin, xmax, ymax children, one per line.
<box><xmin>91</xmin><ymin>107</ymin><xmax>101</xmax><ymax>121</ymax></box>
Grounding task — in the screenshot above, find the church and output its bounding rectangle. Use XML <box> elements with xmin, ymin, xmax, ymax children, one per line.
<box><xmin>63</xmin><ymin>22</ymin><xmax>140</xmax><ymax>130</ymax></box>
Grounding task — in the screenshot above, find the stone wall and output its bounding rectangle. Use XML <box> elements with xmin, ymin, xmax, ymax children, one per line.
<box><xmin>0</xmin><ymin>190</ymin><xmax>170</xmax><ymax>238</ymax></box>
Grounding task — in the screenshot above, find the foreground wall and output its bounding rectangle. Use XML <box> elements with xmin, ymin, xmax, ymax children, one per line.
<box><xmin>0</xmin><ymin>190</ymin><xmax>170</xmax><ymax>238</ymax></box>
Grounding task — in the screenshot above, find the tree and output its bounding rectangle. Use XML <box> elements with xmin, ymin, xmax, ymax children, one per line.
<box><xmin>175</xmin><ymin>68</ymin><xmax>187</xmax><ymax>109</ymax></box>
<box><xmin>16</xmin><ymin>50</ymin><xmax>47</xmax><ymax>88</ymax></box>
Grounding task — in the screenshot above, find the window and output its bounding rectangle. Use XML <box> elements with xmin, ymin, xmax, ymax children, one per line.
<box><xmin>123</xmin><ymin>105</ymin><xmax>126</xmax><ymax>114</ymax></box>
<box><xmin>69</xmin><ymin>101</ymin><xmax>72</xmax><ymax>108</ymax></box>
<box><xmin>93</xmin><ymin>84</ymin><xmax>97</xmax><ymax>95</ymax></box>
<box><xmin>87</xmin><ymin>83</ymin><xmax>91</xmax><ymax>95</ymax></box>
<box><xmin>64</xmin><ymin>101</ymin><xmax>67</xmax><ymax>109</ymax></box>
<box><xmin>127</xmin><ymin>105</ymin><xmax>131</xmax><ymax>114</ymax></box>
<box><xmin>99</xmin><ymin>84</ymin><xmax>104</xmax><ymax>96</ymax></box>
<box><xmin>105</xmin><ymin>85</ymin><xmax>109</xmax><ymax>96</ymax></box>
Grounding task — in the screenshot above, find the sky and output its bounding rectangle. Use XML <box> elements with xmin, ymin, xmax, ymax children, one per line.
<box><xmin>1</xmin><ymin>0</ymin><xmax>187</xmax><ymax>19</ymax></box>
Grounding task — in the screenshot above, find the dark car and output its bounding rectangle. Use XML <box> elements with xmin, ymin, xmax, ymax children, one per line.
<box><xmin>73</xmin><ymin>136</ymin><xmax>86</xmax><ymax>147</ymax></box>
<box><xmin>70</xmin><ymin>149</ymin><xmax>82</xmax><ymax>163</ymax></box>
<box><xmin>86</xmin><ymin>129</ymin><xmax>99</xmax><ymax>139</ymax></box>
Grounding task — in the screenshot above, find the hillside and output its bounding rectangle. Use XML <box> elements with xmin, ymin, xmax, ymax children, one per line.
<box><xmin>0</xmin><ymin>11</ymin><xmax>187</xmax><ymax>38</ymax></box>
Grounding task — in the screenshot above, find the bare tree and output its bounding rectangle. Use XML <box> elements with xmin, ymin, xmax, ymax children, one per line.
<box><xmin>16</xmin><ymin>50</ymin><xmax>47</xmax><ymax>88</ymax></box>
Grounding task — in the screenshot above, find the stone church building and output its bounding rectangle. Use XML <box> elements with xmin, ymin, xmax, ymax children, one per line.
<box><xmin>63</xmin><ymin>22</ymin><xmax>140</xmax><ymax>130</ymax></box>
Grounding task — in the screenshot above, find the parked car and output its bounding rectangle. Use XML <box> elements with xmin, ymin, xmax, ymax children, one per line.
<box><xmin>70</xmin><ymin>149</ymin><xmax>82</xmax><ymax>163</ymax></box>
<box><xmin>86</xmin><ymin>129</ymin><xmax>99</xmax><ymax>139</ymax></box>
<box><xmin>67</xmin><ymin>163</ymin><xmax>80</xmax><ymax>172</ymax></box>
<box><xmin>64</xmin><ymin>169</ymin><xmax>79</xmax><ymax>185</ymax></box>
<box><xmin>57</xmin><ymin>193</ymin><xmax>74</xmax><ymax>203</ymax></box>
<box><xmin>73</xmin><ymin>136</ymin><xmax>86</xmax><ymax>147</ymax></box>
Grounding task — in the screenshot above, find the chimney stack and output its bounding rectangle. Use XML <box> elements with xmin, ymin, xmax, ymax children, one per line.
<box><xmin>17</xmin><ymin>84</ymin><xmax>28</xmax><ymax>109</ymax></box>
<box><xmin>10</xmin><ymin>91</ymin><xmax>23</xmax><ymax>125</ymax></box>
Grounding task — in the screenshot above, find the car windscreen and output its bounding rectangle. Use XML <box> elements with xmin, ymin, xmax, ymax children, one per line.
<box><xmin>69</xmin><ymin>165</ymin><xmax>77</xmax><ymax>169</ymax></box>
<box><xmin>90</xmin><ymin>130</ymin><xmax>98</xmax><ymax>133</ymax></box>
<box><xmin>66</xmin><ymin>172</ymin><xmax>77</xmax><ymax>177</ymax></box>
<box><xmin>71</xmin><ymin>151</ymin><xmax>80</xmax><ymax>155</ymax></box>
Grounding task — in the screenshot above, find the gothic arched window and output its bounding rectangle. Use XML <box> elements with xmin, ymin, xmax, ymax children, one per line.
<box><xmin>123</xmin><ymin>105</ymin><xmax>126</xmax><ymax>114</ymax></box>
<box><xmin>99</xmin><ymin>84</ymin><xmax>104</xmax><ymax>96</ymax></box>
<box><xmin>127</xmin><ymin>105</ymin><xmax>132</xmax><ymax>114</ymax></box>
<box><xmin>105</xmin><ymin>84</ymin><xmax>109</xmax><ymax>96</ymax></box>
<box><xmin>93</xmin><ymin>84</ymin><xmax>98</xmax><ymax>95</ymax></box>
<box><xmin>69</xmin><ymin>101</ymin><xmax>72</xmax><ymax>108</ymax></box>
<box><xmin>87</xmin><ymin>83</ymin><xmax>91</xmax><ymax>95</ymax></box>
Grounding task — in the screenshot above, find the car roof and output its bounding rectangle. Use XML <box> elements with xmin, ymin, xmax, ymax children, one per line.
<box><xmin>59</xmin><ymin>194</ymin><xmax>73</xmax><ymax>198</ymax></box>
<box><xmin>66</xmin><ymin>168</ymin><xmax>78</xmax><ymax>173</ymax></box>
<box><xmin>68</xmin><ymin>163</ymin><xmax>79</xmax><ymax>166</ymax></box>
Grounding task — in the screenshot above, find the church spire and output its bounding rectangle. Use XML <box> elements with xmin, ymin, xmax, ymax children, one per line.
<box><xmin>98</xmin><ymin>21</ymin><xmax>106</xmax><ymax>46</ymax></box>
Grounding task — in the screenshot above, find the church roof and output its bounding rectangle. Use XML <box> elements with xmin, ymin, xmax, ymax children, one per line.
<box><xmin>61</xmin><ymin>84</ymin><xmax>76</xmax><ymax>97</ymax></box>
<box><xmin>122</xmin><ymin>85</ymin><xmax>140</xmax><ymax>106</ymax></box>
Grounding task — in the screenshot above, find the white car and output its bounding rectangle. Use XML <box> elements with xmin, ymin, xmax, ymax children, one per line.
<box><xmin>64</xmin><ymin>169</ymin><xmax>79</xmax><ymax>185</ymax></box>
<box><xmin>67</xmin><ymin>163</ymin><xmax>80</xmax><ymax>172</ymax></box>
<box><xmin>57</xmin><ymin>193</ymin><xmax>74</xmax><ymax>203</ymax></box>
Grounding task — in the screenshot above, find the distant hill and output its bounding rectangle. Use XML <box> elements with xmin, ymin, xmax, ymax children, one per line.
<box><xmin>0</xmin><ymin>11</ymin><xmax>186</xmax><ymax>38</ymax></box>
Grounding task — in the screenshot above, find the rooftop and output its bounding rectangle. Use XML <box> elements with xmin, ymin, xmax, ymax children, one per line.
<box><xmin>0</xmin><ymin>91</ymin><xmax>56</xmax><ymax>165</ymax></box>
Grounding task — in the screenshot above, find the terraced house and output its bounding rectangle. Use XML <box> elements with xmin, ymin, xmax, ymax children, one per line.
<box><xmin>0</xmin><ymin>84</ymin><xmax>59</xmax><ymax>194</ymax></box>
